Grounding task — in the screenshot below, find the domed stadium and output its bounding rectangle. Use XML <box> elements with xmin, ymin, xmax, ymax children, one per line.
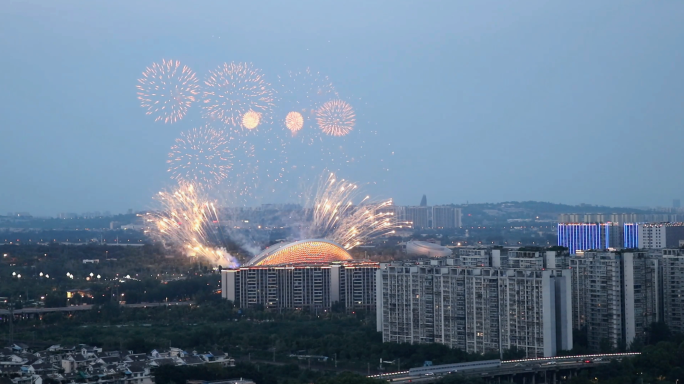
<box><xmin>406</xmin><ymin>240</ymin><xmax>453</xmax><ymax>258</ymax></box>
<box><xmin>246</xmin><ymin>239</ymin><xmax>353</xmax><ymax>266</ymax></box>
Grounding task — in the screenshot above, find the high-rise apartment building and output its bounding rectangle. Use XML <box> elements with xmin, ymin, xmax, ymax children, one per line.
<box><xmin>569</xmin><ymin>251</ymin><xmax>659</xmax><ymax>351</ymax></box>
<box><xmin>221</xmin><ymin>262</ymin><xmax>378</xmax><ymax>312</ymax></box>
<box><xmin>431</xmin><ymin>206</ymin><xmax>462</xmax><ymax>229</ymax></box>
<box><xmin>454</xmin><ymin>248</ymin><xmax>501</xmax><ymax>268</ymax></box>
<box><xmin>661</xmin><ymin>249</ymin><xmax>684</xmax><ymax>334</ymax></box>
<box><xmin>557</xmin><ymin>223</ymin><xmax>616</xmax><ymax>254</ymax></box>
<box><xmin>399</xmin><ymin>206</ymin><xmax>429</xmax><ymax>229</ymax></box>
<box><xmin>638</xmin><ymin>223</ymin><xmax>684</xmax><ymax>249</ymax></box>
<box><xmin>623</xmin><ymin>223</ymin><xmax>639</xmax><ymax>248</ymax></box>
<box><xmin>376</xmin><ymin>260</ymin><xmax>572</xmax><ymax>357</ymax></box>
<box><xmin>557</xmin><ymin>223</ymin><xmax>630</xmax><ymax>254</ymax></box>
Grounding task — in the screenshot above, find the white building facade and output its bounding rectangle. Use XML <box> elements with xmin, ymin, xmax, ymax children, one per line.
<box><xmin>376</xmin><ymin>260</ymin><xmax>572</xmax><ymax>357</ymax></box>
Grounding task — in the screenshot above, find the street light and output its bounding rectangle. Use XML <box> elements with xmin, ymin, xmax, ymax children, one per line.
<box><xmin>39</xmin><ymin>272</ymin><xmax>43</xmax><ymax>277</ymax></box>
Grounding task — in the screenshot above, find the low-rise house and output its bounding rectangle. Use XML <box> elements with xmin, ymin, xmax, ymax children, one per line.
<box><xmin>124</xmin><ymin>363</ymin><xmax>153</xmax><ymax>384</ymax></box>
<box><xmin>181</xmin><ymin>356</ymin><xmax>204</xmax><ymax>366</ymax></box>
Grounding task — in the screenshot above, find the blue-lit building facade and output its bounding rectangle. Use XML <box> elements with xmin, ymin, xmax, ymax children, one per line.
<box><xmin>558</xmin><ymin>223</ymin><xmax>638</xmax><ymax>254</ymax></box>
<box><xmin>623</xmin><ymin>223</ymin><xmax>639</xmax><ymax>248</ymax></box>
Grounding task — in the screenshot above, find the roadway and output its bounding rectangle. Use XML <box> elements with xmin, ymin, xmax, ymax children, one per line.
<box><xmin>0</xmin><ymin>301</ymin><xmax>193</xmax><ymax>315</ymax></box>
<box><xmin>371</xmin><ymin>353</ymin><xmax>638</xmax><ymax>383</ymax></box>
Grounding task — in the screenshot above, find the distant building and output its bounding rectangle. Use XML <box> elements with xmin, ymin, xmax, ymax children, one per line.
<box><xmin>674</xmin><ymin>199</ymin><xmax>681</xmax><ymax>209</ymax></box>
<box><xmin>121</xmin><ymin>224</ymin><xmax>144</xmax><ymax>230</ymax></box>
<box><xmin>624</xmin><ymin>223</ymin><xmax>639</xmax><ymax>248</ymax></box>
<box><xmin>221</xmin><ymin>262</ymin><xmax>378</xmax><ymax>312</ymax></box>
<box><xmin>638</xmin><ymin>223</ymin><xmax>684</xmax><ymax>249</ymax></box>
<box><xmin>431</xmin><ymin>206</ymin><xmax>462</xmax><ymax>229</ymax></box>
<box><xmin>400</xmin><ymin>206</ymin><xmax>429</xmax><ymax>229</ymax></box>
<box><xmin>557</xmin><ymin>213</ymin><xmax>684</xmax><ymax>224</ymax></box>
<box><xmin>260</xmin><ymin>203</ymin><xmax>302</xmax><ymax>211</ymax></box>
<box><xmin>6</xmin><ymin>212</ymin><xmax>32</xmax><ymax>218</ymax></box>
<box><xmin>405</xmin><ymin>241</ymin><xmax>452</xmax><ymax>257</ymax></box>
<box><xmin>557</xmin><ymin>223</ymin><xmax>623</xmax><ymax>254</ymax></box>
<box><xmin>419</xmin><ymin>195</ymin><xmax>427</xmax><ymax>207</ymax></box>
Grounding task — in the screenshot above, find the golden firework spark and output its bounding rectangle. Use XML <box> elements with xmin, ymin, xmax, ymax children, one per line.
<box><xmin>136</xmin><ymin>59</ymin><xmax>199</xmax><ymax>124</ymax></box>
<box><xmin>202</xmin><ymin>62</ymin><xmax>275</xmax><ymax>127</ymax></box>
<box><xmin>146</xmin><ymin>182</ymin><xmax>239</xmax><ymax>267</ymax></box>
<box><xmin>304</xmin><ymin>172</ymin><xmax>408</xmax><ymax>249</ymax></box>
<box><xmin>316</xmin><ymin>99</ymin><xmax>355</xmax><ymax>137</ymax></box>
<box><xmin>241</xmin><ymin>110</ymin><xmax>261</xmax><ymax>130</ymax></box>
<box><xmin>167</xmin><ymin>126</ymin><xmax>233</xmax><ymax>186</ymax></box>
<box><xmin>276</xmin><ymin>68</ymin><xmax>338</xmax><ymax>133</ymax></box>
<box><xmin>285</xmin><ymin>111</ymin><xmax>304</xmax><ymax>133</ymax></box>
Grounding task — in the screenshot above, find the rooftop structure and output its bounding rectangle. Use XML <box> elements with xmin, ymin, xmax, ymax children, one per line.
<box><xmin>405</xmin><ymin>240</ymin><xmax>452</xmax><ymax>258</ymax></box>
<box><xmin>246</xmin><ymin>239</ymin><xmax>353</xmax><ymax>266</ymax></box>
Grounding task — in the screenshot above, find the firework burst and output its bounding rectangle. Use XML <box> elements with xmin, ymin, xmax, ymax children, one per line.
<box><xmin>202</xmin><ymin>62</ymin><xmax>275</xmax><ymax>127</ymax></box>
<box><xmin>136</xmin><ymin>59</ymin><xmax>199</xmax><ymax>124</ymax></box>
<box><xmin>146</xmin><ymin>182</ymin><xmax>238</xmax><ymax>267</ymax></box>
<box><xmin>316</xmin><ymin>99</ymin><xmax>355</xmax><ymax>136</ymax></box>
<box><xmin>285</xmin><ymin>111</ymin><xmax>304</xmax><ymax>134</ymax></box>
<box><xmin>276</xmin><ymin>68</ymin><xmax>338</xmax><ymax>132</ymax></box>
<box><xmin>241</xmin><ymin>110</ymin><xmax>261</xmax><ymax>130</ymax></box>
<box><xmin>167</xmin><ymin>126</ymin><xmax>233</xmax><ymax>187</ymax></box>
<box><xmin>304</xmin><ymin>172</ymin><xmax>407</xmax><ymax>249</ymax></box>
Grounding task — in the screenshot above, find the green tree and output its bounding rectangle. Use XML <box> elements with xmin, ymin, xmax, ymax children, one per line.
<box><xmin>316</xmin><ymin>372</ymin><xmax>382</xmax><ymax>384</ymax></box>
<box><xmin>438</xmin><ymin>376</ymin><xmax>486</xmax><ymax>384</ymax></box>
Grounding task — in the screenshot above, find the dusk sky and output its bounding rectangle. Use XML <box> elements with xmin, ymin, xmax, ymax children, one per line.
<box><xmin>1</xmin><ymin>1</ymin><xmax>683</xmax><ymax>216</ymax></box>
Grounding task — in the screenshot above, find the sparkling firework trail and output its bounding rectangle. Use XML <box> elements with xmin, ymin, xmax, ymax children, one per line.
<box><xmin>202</xmin><ymin>62</ymin><xmax>275</xmax><ymax>127</ymax></box>
<box><xmin>167</xmin><ymin>126</ymin><xmax>233</xmax><ymax>187</ymax></box>
<box><xmin>316</xmin><ymin>99</ymin><xmax>356</xmax><ymax>136</ymax></box>
<box><xmin>305</xmin><ymin>172</ymin><xmax>408</xmax><ymax>249</ymax></box>
<box><xmin>136</xmin><ymin>59</ymin><xmax>199</xmax><ymax>124</ymax></box>
<box><xmin>146</xmin><ymin>182</ymin><xmax>238</xmax><ymax>267</ymax></box>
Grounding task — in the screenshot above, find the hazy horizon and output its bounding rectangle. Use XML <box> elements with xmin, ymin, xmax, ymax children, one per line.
<box><xmin>2</xmin><ymin>1</ymin><xmax>683</xmax><ymax>216</ymax></box>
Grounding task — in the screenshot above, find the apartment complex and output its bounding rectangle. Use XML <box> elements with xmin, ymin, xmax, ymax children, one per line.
<box><xmin>376</xmin><ymin>259</ymin><xmax>572</xmax><ymax>357</ymax></box>
<box><xmin>569</xmin><ymin>251</ymin><xmax>659</xmax><ymax>350</ymax></box>
<box><xmin>557</xmin><ymin>220</ymin><xmax>684</xmax><ymax>252</ymax></box>
<box><xmin>638</xmin><ymin>223</ymin><xmax>684</xmax><ymax>249</ymax></box>
<box><xmin>399</xmin><ymin>206</ymin><xmax>430</xmax><ymax>229</ymax></box>
<box><xmin>453</xmin><ymin>248</ymin><xmax>501</xmax><ymax>268</ymax></box>
<box><xmin>384</xmin><ymin>205</ymin><xmax>462</xmax><ymax>229</ymax></box>
<box><xmin>662</xmin><ymin>249</ymin><xmax>684</xmax><ymax>334</ymax></box>
<box><xmin>431</xmin><ymin>206</ymin><xmax>463</xmax><ymax>229</ymax></box>
<box><xmin>556</xmin><ymin>223</ymin><xmax>624</xmax><ymax>254</ymax></box>
<box><xmin>221</xmin><ymin>262</ymin><xmax>378</xmax><ymax>312</ymax></box>
<box><xmin>558</xmin><ymin>213</ymin><xmax>684</xmax><ymax>224</ymax></box>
